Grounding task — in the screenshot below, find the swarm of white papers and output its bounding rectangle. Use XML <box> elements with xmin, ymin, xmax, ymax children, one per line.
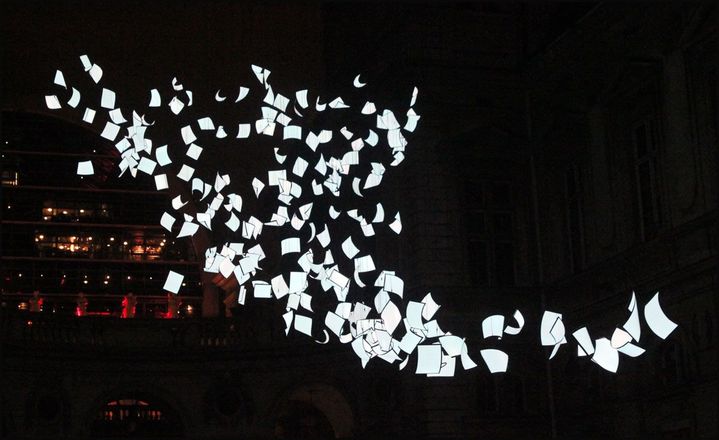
<box><xmin>49</xmin><ymin>55</ymin><xmax>678</xmax><ymax>378</ymax></box>
<box><xmin>546</xmin><ymin>291</ymin><xmax>677</xmax><ymax>373</ymax></box>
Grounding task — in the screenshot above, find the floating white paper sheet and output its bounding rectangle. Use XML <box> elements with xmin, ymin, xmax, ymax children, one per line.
<box><xmin>644</xmin><ymin>292</ymin><xmax>677</xmax><ymax>339</ymax></box>
<box><xmin>160</xmin><ymin>212</ymin><xmax>175</xmax><ymax>231</ymax></box>
<box><xmin>163</xmin><ymin>270</ymin><xmax>184</xmax><ymax>294</ymax></box>
<box><xmin>68</xmin><ymin>88</ymin><xmax>81</xmax><ymax>108</ymax></box>
<box><xmin>154</xmin><ymin>174</ymin><xmax>168</xmax><ymax>190</ymax></box>
<box><xmin>416</xmin><ymin>345</ymin><xmax>443</xmax><ymax>375</ymax></box>
<box><xmin>149</xmin><ymin>89</ymin><xmax>161</xmax><ymax>107</ymax></box>
<box><xmin>100</xmin><ymin>88</ymin><xmax>116</xmax><ymax>109</ymax></box>
<box><xmin>480</xmin><ymin>349</ymin><xmax>509</xmax><ymax>373</ymax></box>
<box><xmin>591</xmin><ymin>337</ymin><xmax>619</xmax><ymax>373</ymax></box>
<box><xmin>82</xmin><ymin>108</ymin><xmax>96</xmax><ymax>123</ymax></box>
<box><xmin>46</xmin><ymin>95</ymin><xmax>62</xmax><ymax>110</ymax></box>
<box><xmin>76</xmin><ymin>160</ymin><xmax>94</xmax><ymax>175</ymax></box>
<box><xmin>482</xmin><ymin>315</ymin><xmax>505</xmax><ymax>339</ymax></box>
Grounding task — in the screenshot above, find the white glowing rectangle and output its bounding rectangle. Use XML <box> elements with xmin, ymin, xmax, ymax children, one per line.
<box><xmin>644</xmin><ymin>292</ymin><xmax>677</xmax><ymax>339</ymax></box>
<box><xmin>237</xmin><ymin>286</ymin><xmax>247</xmax><ymax>305</ymax></box>
<box><xmin>252</xmin><ymin>178</ymin><xmax>264</xmax><ymax>197</ymax></box>
<box><xmin>109</xmin><ymin>108</ymin><xmax>126</xmax><ymax>124</ymax></box>
<box><xmin>237</xmin><ymin>123</ymin><xmax>251</xmax><ymax>139</ymax></box>
<box><xmin>81</xmin><ymin>108</ymin><xmax>96</xmax><ymax>124</ymax></box>
<box><xmin>283</xmin><ymin>125</ymin><xmax>302</xmax><ymax>140</ymax></box>
<box><xmin>289</xmin><ymin>271</ymin><xmax>307</xmax><ymax>294</ymax></box>
<box><xmin>89</xmin><ymin>64</ymin><xmax>103</xmax><ymax>83</ymax></box>
<box><xmin>271</xmin><ymin>274</ymin><xmax>289</xmax><ymax>299</ymax></box>
<box><xmin>154</xmin><ymin>174</ymin><xmax>168</xmax><ymax>190</ymax></box>
<box><xmin>155</xmin><ymin>145</ymin><xmax>171</xmax><ymax>166</ymax></box>
<box><xmin>281</xmin><ymin>237</ymin><xmax>300</xmax><ymax>255</ymax></box>
<box><xmin>45</xmin><ymin>95</ymin><xmax>62</xmax><ymax>110</ymax></box>
<box><xmin>137</xmin><ymin>157</ymin><xmax>157</xmax><ymax>175</ymax></box>
<box><xmin>186</xmin><ymin>143</ymin><xmax>203</xmax><ymax>160</ymax></box>
<box><xmin>617</xmin><ymin>343</ymin><xmax>645</xmax><ymax>357</ymax></box>
<box><xmin>219</xmin><ymin>258</ymin><xmax>235</xmax><ymax>279</ymax></box>
<box><xmin>398</xmin><ymin>330</ymin><xmax>422</xmax><ymax>354</ymax></box>
<box><xmin>76</xmin><ymin>160</ymin><xmax>94</xmax><ymax>175</ymax></box>
<box><xmin>591</xmin><ymin>337</ymin><xmax>619</xmax><ymax>373</ymax></box>
<box><xmin>225</xmin><ymin>213</ymin><xmax>240</xmax><ymax>232</ymax></box>
<box><xmin>381</xmin><ymin>301</ymin><xmax>402</xmax><ymax>335</ymax></box>
<box><xmin>180</xmin><ymin>125</ymin><xmax>196</xmax><ymax>145</ymax></box>
<box><xmin>163</xmin><ymin>270</ymin><xmax>184</xmax><ymax>294</ymax></box>
<box><xmin>328</xmin><ymin>269</ymin><xmax>350</xmax><ymax>289</ymax></box>
<box><xmin>292</xmin><ymin>157</ymin><xmax>308</xmax><ymax>177</ymax></box>
<box><xmin>296</xmin><ymin>89</ymin><xmax>308</xmax><ymax>108</ymax></box>
<box><xmin>361</xmin><ymin>101</ymin><xmax>376</xmax><ymax>114</ymax></box>
<box><xmin>160</xmin><ymin>212</ymin><xmax>175</xmax><ymax>231</ymax></box>
<box><xmin>100</xmin><ymin>88</ymin><xmax>116</xmax><ymax>109</ymax></box>
<box><xmin>480</xmin><ymin>349</ymin><xmax>508</xmax><ymax>373</ymax></box>
<box><xmin>267</xmin><ymin>169</ymin><xmax>286</xmax><ymax>186</ymax></box>
<box><xmin>100</xmin><ymin>122</ymin><xmax>120</xmax><ymax>141</ymax></box>
<box><xmin>383</xmin><ymin>274</ymin><xmax>404</xmax><ymax>297</ymax></box>
<box><xmin>421</xmin><ymin>293</ymin><xmax>440</xmax><ymax>321</ymax></box>
<box><xmin>316</xmin><ymin>225</ymin><xmax>331</xmax><ymax>247</ymax></box>
<box><xmin>171</xmin><ymin>195</ymin><xmax>186</xmax><ymax>210</ymax></box>
<box><xmin>341</xmin><ymin>237</ymin><xmax>360</xmax><ymax>259</ymax></box>
<box><xmin>406</xmin><ymin>302</ymin><xmax>425</xmax><ymax>330</ymax></box>
<box><xmin>354</xmin><ymin>255</ymin><xmax>375</xmax><ymax>273</ymax></box>
<box><xmin>623</xmin><ymin>292</ymin><xmax>641</xmax><ymax>341</ymax></box>
<box><xmin>68</xmin><ymin>88</ymin><xmax>81</xmax><ymax>108</ymax></box>
<box><xmin>177</xmin><ymin>221</ymin><xmax>199</xmax><ymax>238</ymax></box>
<box><xmin>325</xmin><ymin>311</ymin><xmax>345</xmax><ymax>336</ymax></box>
<box><xmin>169</xmin><ymin>97</ymin><xmax>184</xmax><ymax>115</ymax></box>
<box><xmin>197</xmin><ymin>117</ymin><xmax>215</xmax><ymax>131</ymax></box>
<box><xmin>276</xmin><ymin>113</ymin><xmax>292</xmax><ymax>126</ymax></box>
<box><xmin>415</xmin><ymin>345</ymin><xmax>442</xmax><ymax>374</ymax></box>
<box><xmin>252</xmin><ymin>281</ymin><xmax>272</xmax><ymax>299</ymax></box>
<box><xmin>482</xmin><ymin>315</ymin><xmax>505</xmax><ymax>339</ymax></box>
<box><xmin>149</xmin><ymin>89</ymin><xmax>161</xmax><ymax>107</ymax></box>
<box><xmin>177</xmin><ymin>164</ymin><xmax>194</xmax><ymax>181</ymax></box>
<box><xmin>572</xmin><ymin>327</ymin><xmax>594</xmax><ymax>356</ymax></box>
<box><xmin>439</xmin><ymin>335</ymin><xmax>464</xmax><ymax>357</ymax></box>
<box><xmin>53</xmin><ymin>70</ymin><xmax>66</xmax><ymax>88</ymax></box>
<box><xmin>306</xmin><ymin>132</ymin><xmax>321</xmax><ymax>152</ymax></box>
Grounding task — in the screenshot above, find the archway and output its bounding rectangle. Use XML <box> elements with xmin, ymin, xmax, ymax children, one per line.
<box><xmin>89</xmin><ymin>393</ymin><xmax>184</xmax><ymax>438</ymax></box>
<box><xmin>274</xmin><ymin>383</ymin><xmax>354</xmax><ymax>439</ymax></box>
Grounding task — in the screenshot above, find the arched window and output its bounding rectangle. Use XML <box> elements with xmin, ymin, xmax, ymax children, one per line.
<box><xmin>275</xmin><ymin>401</ymin><xmax>335</xmax><ymax>440</ymax></box>
<box><xmin>91</xmin><ymin>396</ymin><xmax>182</xmax><ymax>437</ymax></box>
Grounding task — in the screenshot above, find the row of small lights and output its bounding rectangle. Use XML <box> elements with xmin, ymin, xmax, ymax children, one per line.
<box><xmin>35</xmin><ymin>235</ymin><xmax>168</xmax><ymax>247</ymax></box>
<box><xmin>11</xmin><ymin>273</ymin><xmax>190</xmax><ymax>287</ymax></box>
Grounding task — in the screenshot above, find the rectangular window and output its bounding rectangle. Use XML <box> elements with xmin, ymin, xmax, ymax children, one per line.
<box><xmin>565</xmin><ymin>165</ymin><xmax>584</xmax><ymax>272</ymax></box>
<box><xmin>633</xmin><ymin>119</ymin><xmax>662</xmax><ymax>240</ymax></box>
<box><xmin>465</xmin><ymin>180</ymin><xmax>515</xmax><ymax>286</ymax></box>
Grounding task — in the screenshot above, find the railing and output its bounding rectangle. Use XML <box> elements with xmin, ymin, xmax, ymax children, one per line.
<box><xmin>0</xmin><ymin>308</ymin><xmax>281</xmax><ymax>354</ymax></box>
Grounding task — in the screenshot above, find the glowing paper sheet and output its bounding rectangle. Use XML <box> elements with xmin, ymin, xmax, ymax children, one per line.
<box><xmin>480</xmin><ymin>349</ymin><xmax>509</xmax><ymax>373</ymax></box>
<box><xmin>163</xmin><ymin>270</ymin><xmax>184</xmax><ymax>294</ymax></box>
<box><xmin>644</xmin><ymin>292</ymin><xmax>677</xmax><ymax>339</ymax></box>
<box><xmin>76</xmin><ymin>160</ymin><xmax>94</xmax><ymax>175</ymax></box>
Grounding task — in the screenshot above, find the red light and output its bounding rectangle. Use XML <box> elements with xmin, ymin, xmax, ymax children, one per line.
<box><xmin>26</xmin><ymin>320</ymin><xmax>33</xmax><ymax>326</ymax></box>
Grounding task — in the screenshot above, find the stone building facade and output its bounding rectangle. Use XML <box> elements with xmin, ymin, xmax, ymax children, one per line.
<box><xmin>1</xmin><ymin>2</ymin><xmax>716</xmax><ymax>439</ymax></box>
